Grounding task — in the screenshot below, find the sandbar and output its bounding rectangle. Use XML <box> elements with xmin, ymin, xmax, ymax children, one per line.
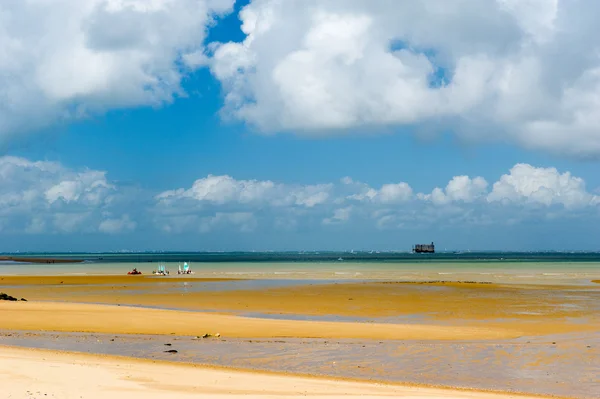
<box><xmin>0</xmin><ymin>255</ymin><xmax>82</xmax><ymax>263</ymax></box>
<box><xmin>0</xmin><ymin>301</ymin><xmax>519</xmax><ymax>340</ymax></box>
<box><xmin>0</xmin><ymin>345</ymin><xmax>551</xmax><ymax>399</ymax></box>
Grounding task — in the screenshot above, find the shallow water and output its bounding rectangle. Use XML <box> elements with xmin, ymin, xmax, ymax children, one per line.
<box><xmin>2</xmin><ymin>261</ymin><xmax>600</xmax><ymax>285</ymax></box>
<box><xmin>1</xmin><ymin>330</ymin><xmax>597</xmax><ymax>399</ymax></box>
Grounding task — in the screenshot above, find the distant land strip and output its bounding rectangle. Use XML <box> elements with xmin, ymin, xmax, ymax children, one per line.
<box><xmin>0</xmin><ymin>256</ymin><xmax>83</xmax><ymax>264</ymax></box>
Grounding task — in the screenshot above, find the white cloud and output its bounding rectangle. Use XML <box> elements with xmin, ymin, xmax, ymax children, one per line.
<box><xmin>3</xmin><ymin>1</ymin><xmax>600</xmax><ymax>158</ymax></box>
<box><xmin>210</xmin><ymin>0</ymin><xmax>600</xmax><ymax>156</ymax></box>
<box><xmin>153</xmin><ymin>174</ymin><xmax>332</xmax><ymax>233</ymax></box>
<box><xmin>377</xmin><ymin>183</ymin><xmax>413</xmax><ymax>204</ymax></box>
<box><xmin>152</xmin><ymin>164</ymin><xmax>599</xmax><ymax>234</ymax></box>
<box><xmin>155</xmin><ymin>174</ymin><xmax>332</xmax><ymax>208</ymax></box>
<box><xmin>419</xmin><ymin>176</ymin><xmax>488</xmax><ymax>205</ymax></box>
<box><xmin>2</xmin><ymin>156</ymin><xmax>598</xmax><ymax>236</ymax></box>
<box><xmin>0</xmin><ymin>0</ymin><xmax>234</xmax><ymax>141</ymax></box>
<box><xmin>45</xmin><ymin>171</ymin><xmax>114</xmax><ymax>205</ymax></box>
<box><xmin>0</xmin><ymin>156</ymin><xmax>130</xmax><ymax>234</ymax></box>
<box><xmin>487</xmin><ymin>163</ymin><xmax>598</xmax><ymax>208</ymax></box>
<box><xmin>344</xmin><ymin>178</ymin><xmax>412</xmax><ymax>204</ymax></box>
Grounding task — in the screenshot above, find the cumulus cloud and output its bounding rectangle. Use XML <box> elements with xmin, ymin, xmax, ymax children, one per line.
<box><xmin>152</xmin><ymin>164</ymin><xmax>599</xmax><ymax>234</ymax></box>
<box><xmin>487</xmin><ymin>163</ymin><xmax>599</xmax><ymax>208</ymax></box>
<box><xmin>153</xmin><ymin>174</ymin><xmax>332</xmax><ymax>233</ymax></box>
<box><xmin>155</xmin><ymin>174</ymin><xmax>332</xmax><ymax>208</ymax></box>
<box><xmin>0</xmin><ymin>0</ymin><xmax>234</xmax><ymax>141</ymax></box>
<box><xmin>210</xmin><ymin>0</ymin><xmax>600</xmax><ymax>156</ymax></box>
<box><xmin>1</xmin><ymin>156</ymin><xmax>598</xmax><ymax>236</ymax></box>
<box><xmin>419</xmin><ymin>176</ymin><xmax>488</xmax><ymax>205</ymax></box>
<box><xmin>4</xmin><ymin>1</ymin><xmax>600</xmax><ymax>158</ymax></box>
<box><xmin>0</xmin><ymin>156</ymin><xmax>132</xmax><ymax>234</ymax></box>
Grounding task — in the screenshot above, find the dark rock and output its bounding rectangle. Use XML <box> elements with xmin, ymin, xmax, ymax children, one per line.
<box><xmin>164</xmin><ymin>349</ymin><xmax>178</xmax><ymax>353</ymax></box>
<box><xmin>0</xmin><ymin>293</ymin><xmax>19</xmax><ymax>301</ymax></box>
<box><xmin>20</xmin><ymin>298</ymin><xmax>27</xmax><ymax>301</ymax></box>
<box><xmin>164</xmin><ymin>343</ymin><xmax>172</xmax><ymax>346</ymax></box>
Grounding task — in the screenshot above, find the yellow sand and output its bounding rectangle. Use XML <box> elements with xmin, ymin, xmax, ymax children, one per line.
<box><xmin>0</xmin><ymin>301</ymin><xmax>519</xmax><ymax>340</ymax></box>
<box><xmin>0</xmin><ymin>345</ymin><xmax>551</xmax><ymax>399</ymax></box>
<box><xmin>5</xmin><ymin>279</ymin><xmax>598</xmax><ymax>336</ymax></box>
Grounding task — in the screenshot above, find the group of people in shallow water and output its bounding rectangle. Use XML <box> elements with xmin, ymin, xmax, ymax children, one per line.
<box><xmin>127</xmin><ymin>263</ymin><xmax>193</xmax><ymax>276</ymax></box>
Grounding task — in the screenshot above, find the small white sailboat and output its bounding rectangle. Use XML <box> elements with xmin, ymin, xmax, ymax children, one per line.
<box><xmin>178</xmin><ymin>262</ymin><xmax>194</xmax><ymax>274</ymax></box>
<box><xmin>153</xmin><ymin>264</ymin><xmax>169</xmax><ymax>275</ymax></box>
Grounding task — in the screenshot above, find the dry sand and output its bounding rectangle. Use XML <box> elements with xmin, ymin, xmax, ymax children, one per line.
<box><xmin>0</xmin><ymin>345</ymin><xmax>549</xmax><ymax>399</ymax></box>
<box><xmin>0</xmin><ymin>301</ymin><xmax>518</xmax><ymax>340</ymax></box>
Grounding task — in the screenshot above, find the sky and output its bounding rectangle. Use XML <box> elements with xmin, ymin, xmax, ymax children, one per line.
<box><xmin>2</xmin><ymin>0</ymin><xmax>600</xmax><ymax>252</ymax></box>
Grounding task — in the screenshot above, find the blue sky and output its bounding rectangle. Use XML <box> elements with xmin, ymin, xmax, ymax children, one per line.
<box><xmin>2</xmin><ymin>0</ymin><xmax>600</xmax><ymax>252</ymax></box>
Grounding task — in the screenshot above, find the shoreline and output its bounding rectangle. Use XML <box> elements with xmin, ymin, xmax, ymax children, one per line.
<box><xmin>0</xmin><ymin>344</ymin><xmax>561</xmax><ymax>399</ymax></box>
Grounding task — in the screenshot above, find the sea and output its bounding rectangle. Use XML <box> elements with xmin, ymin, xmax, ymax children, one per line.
<box><xmin>1</xmin><ymin>251</ymin><xmax>600</xmax><ymax>284</ymax></box>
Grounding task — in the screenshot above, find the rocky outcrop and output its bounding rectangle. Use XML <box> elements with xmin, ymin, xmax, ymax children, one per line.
<box><xmin>0</xmin><ymin>293</ymin><xmax>27</xmax><ymax>301</ymax></box>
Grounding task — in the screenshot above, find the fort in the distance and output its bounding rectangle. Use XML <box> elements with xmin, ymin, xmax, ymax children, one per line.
<box><xmin>413</xmin><ymin>242</ymin><xmax>435</xmax><ymax>253</ymax></box>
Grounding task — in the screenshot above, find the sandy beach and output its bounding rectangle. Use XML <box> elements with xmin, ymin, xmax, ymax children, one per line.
<box><xmin>1</xmin><ymin>265</ymin><xmax>599</xmax><ymax>398</ymax></box>
<box><xmin>0</xmin><ymin>345</ymin><xmax>552</xmax><ymax>399</ymax></box>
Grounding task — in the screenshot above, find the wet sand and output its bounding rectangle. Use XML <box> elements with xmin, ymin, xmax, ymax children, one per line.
<box><xmin>5</xmin><ymin>279</ymin><xmax>599</xmax><ymax>336</ymax></box>
<box><xmin>2</xmin><ymin>330</ymin><xmax>598</xmax><ymax>399</ymax></box>
<box><xmin>0</xmin><ymin>345</ymin><xmax>553</xmax><ymax>399</ymax></box>
<box><xmin>0</xmin><ymin>301</ymin><xmax>517</xmax><ymax>340</ymax></box>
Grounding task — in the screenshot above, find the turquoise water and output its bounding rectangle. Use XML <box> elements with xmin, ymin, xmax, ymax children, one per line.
<box><xmin>5</xmin><ymin>251</ymin><xmax>600</xmax><ymax>263</ymax></box>
<box><xmin>2</xmin><ymin>251</ymin><xmax>600</xmax><ymax>284</ymax></box>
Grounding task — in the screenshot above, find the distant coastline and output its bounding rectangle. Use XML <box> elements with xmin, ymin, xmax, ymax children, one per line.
<box><xmin>2</xmin><ymin>251</ymin><xmax>600</xmax><ymax>264</ymax></box>
<box><xmin>0</xmin><ymin>256</ymin><xmax>83</xmax><ymax>264</ymax></box>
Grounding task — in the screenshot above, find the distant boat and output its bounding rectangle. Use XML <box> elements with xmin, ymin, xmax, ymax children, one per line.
<box><xmin>178</xmin><ymin>262</ymin><xmax>194</xmax><ymax>274</ymax></box>
<box><xmin>153</xmin><ymin>264</ymin><xmax>169</xmax><ymax>275</ymax></box>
